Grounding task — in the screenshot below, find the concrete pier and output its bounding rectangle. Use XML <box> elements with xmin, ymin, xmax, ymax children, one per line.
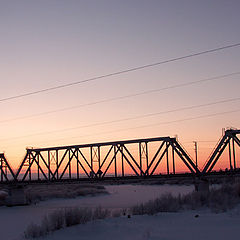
<box><xmin>5</xmin><ymin>185</ymin><xmax>28</xmax><ymax>206</ymax></box>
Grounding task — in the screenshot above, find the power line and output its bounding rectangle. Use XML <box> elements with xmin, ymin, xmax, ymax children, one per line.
<box><xmin>0</xmin><ymin>97</ymin><xmax>239</xmax><ymax>143</ymax></box>
<box><xmin>0</xmin><ymin>71</ymin><xmax>239</xmax><ymax>124</ymax></box>
<box><xmin>1</xmin><ymin>43</ymin><xmax>240</xmax><ymax>103</ymax></box>
<box><xmin>12</xmin><ymin>108</ymin><xmax>240</xmax><ymax>149</ymax></box>
<box><xmin>66</xmin><ymin>109</ymin><xmax>240</xmax><ymax>143</ymax></box>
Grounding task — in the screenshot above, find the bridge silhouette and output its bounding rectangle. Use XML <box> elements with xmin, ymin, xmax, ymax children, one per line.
<box><xmin>0</xmin><ymin>129</ymin><xmax>240</xmax><ymax>183</ymax></box>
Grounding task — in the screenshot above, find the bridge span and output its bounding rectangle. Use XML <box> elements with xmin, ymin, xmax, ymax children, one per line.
<box><xmin>0</xmin><ymin>129</ymin><xmax>240</xmax><ymax>183</ymax></box>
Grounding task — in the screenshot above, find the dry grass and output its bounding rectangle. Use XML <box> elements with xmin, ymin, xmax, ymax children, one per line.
<box><xmin>131</xmin><ymin>183</ymin><xmax>240</xmax><ymax>215</ymax></box>
<box><xmin>24</xmin><ymin>206</ymin><xmax>111</xmax><ymax>239</ymax></box>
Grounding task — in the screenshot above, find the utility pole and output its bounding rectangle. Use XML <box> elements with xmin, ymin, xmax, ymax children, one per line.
<box><xmin>193</xmin><ymin>141</ymin><xmax>198</xmax><ymax>169</ymax></box>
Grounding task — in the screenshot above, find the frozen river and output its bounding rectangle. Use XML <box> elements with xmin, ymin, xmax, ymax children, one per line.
<box><xmin>0</xmin><ymin>184</ymin><xmax>194</xmax><ymax>240</ymax></box>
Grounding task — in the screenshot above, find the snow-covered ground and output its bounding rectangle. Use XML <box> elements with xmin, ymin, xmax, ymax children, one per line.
<box><xmin>0</xmin><ymin>184</ymin><xmax>193</xmax><ymax>240</ymax></box>
<box><xmin>41</xmin><ymin>207</ymin><xmax>240</xmax><ymax>240</ymax></box>
<box><xmin>1</xmin><ymin>184</ymin><xmax>239</xmax><ymax>240</ymax></box>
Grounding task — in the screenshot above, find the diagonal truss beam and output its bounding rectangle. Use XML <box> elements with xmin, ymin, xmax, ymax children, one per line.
<box><xmin>172</xmin><ymin>139</ymin><xmax>200</xmax><ymax>174</ymax></box>
<box><xmin>202</xmin><ymin>129</ymin><xmax>240</xmax><ymax>173</ymax></box>
<box><xmin>148</xmin><ymin>143</ymin><xmax>170</xmax><ymax>175</ymax></box>
<box><xmin>0</xmin><ymin>153</ymin><xmax>16</xmax><ymax>181</ymax></box>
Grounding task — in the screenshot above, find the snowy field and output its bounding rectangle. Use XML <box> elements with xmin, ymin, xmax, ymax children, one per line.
<box><xmin>41</xmin><ymin>207</ymin><xmax>240</xmax><ymax>240</ymax></box>
<box><xmin>1</xmin><ymin>184</ymin><xmax>240</xmax><ymax>240</ymax></box>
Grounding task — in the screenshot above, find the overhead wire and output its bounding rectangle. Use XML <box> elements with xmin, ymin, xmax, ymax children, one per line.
<box><xmin>0</xmin><ymin>71</ymin><xmax>239</xmax><ymax>124</ymax></box>
<box><xmin>9</xmin><ymin>108</ymin><xmax>240</xmax><ymax>149</ymax></box>
<box><xmin>0</xmin><ymin>97</ymin><xmax>240</xmax><ymax>143</ymax></box>
<box><xmin>1</xmin><ymin>43</ymin><xmax>240</xmax><ymax>103</ymax></box>
<box><xmin>59</xmin><ymin>108</ymin><xmax>240</xmax><ymax>144</ymax></box>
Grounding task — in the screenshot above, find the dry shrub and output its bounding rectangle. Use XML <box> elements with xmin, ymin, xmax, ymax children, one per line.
<box><xmin>131</xmin><ymin>183</ymin><xmax>240</xmax><ymax>216</ymax></box>
<box><xmin>48</xmin><ymin>209</ymin><xmax>65</xmax><ymax>230</ymax></box>
<box><xmin>181</xmin><ymin>191</ymin><xmax>209</xmax><ymax>210</ymax></box>
<box><xmin>208</xmin><ymin>184</ymin><xmax>239</xmax><ymax>213</ymax></box>
<box><xmin>111</xmin><ymin>209</ymin><xmax>123</xmax><ymax>218</ymax></box>
<box><xmin>131</xmin><ymin>193</ymin><xmax>181</xmax><ymax>215</ymax></box>
<box><xmin>65</xmin><ymin>208</ymin><xmax>92</xmax><ymax>227</ymax></box>
<box><xmin>24</xmin><ymin>223</ymin><xmax>43</xmax><ymax>239</ymax></box>
<box><xmin>24</xmin><ymin>206</ymin><xmax>111</xmax><ymax>239</ymax></box>
<box><xmin>92</xmin><ymin>206</ymin><xmax>110</xmax><ymax>219</ymax></box>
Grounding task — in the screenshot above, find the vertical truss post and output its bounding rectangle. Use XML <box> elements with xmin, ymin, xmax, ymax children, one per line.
<box><xmin>145</xmin><ymin>142</ymin><xmax>149</xmax><ymax>176</ymax></box>
<box><xmin>56</xmin><ymin>150</ymin><xmax>59</xmax><ymax>180</ymax></box>
<box><xmin>229</xmin><ymin>141</ymin><xmax>233</xmax><ymax>170</ymax></box>
<box><xmin>28</xmin><ymin>154</ymin><xmax>32</xmax><ymax>181</ymax></box>
<box><xmin>166</xmin><ymin>142</ymin><xmax>169</xmax><ymax>175</ymax></box>
<box><xmin>121</xmin><ymin>145</ymin><xmax>124</xmax><ymax>177</ymax></box>
<box><xmin>48</xmin><ymin>151</ymin><xmax>50</xmax><ymax>180</ymax></box>
<box><xmin>232</xmin><ymin>138</ymin><xmax>236</xmax><ymax>170</ymax></box>
<box><xmin>90</xmin><ymin>147</ymin><xmax>93</xmax><ymax>171</ymax></box>
<box><xmin>76</xmin><ymin>149</ymin><xmax>79</xmax><ymax>179</ymax></box>
<box><xmin>98</xmin><ymin>146</ymin><xmax>101</xmax><ymax>170</ymax></box>
<box><xmin>114</xmin><ymin>145</ymin><xmax>117</xmax><ymax>177</ymax></box>
<box><xmin>139</xmin><ymin>143</ymin><xmax>142</xmax><ymax>176</ymax></box>
<box><xmin>0</xmin><ymin>156</ymin><xmax>3</xmax><ymax>182</ymax></box>
<box><xmin>139</xmin><ymin>142</ymin><xmax>149</xmax><ymax>176</ymax></box>
<box><xmin>69</xmin><ymin>149</ymin><xmax>72</xmax><ymax>179</ymax></box>
<box><xmin>37</xmin><ymin>154</ymin><xmax>40</xmax><ymax>180</ymax></box>
<box><xmin>172</xmin><ymin>145</ymin><xmax>175</xmax><ymax>174</ymax></box>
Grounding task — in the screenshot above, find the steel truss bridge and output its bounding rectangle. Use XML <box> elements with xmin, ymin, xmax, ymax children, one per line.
<box><xmin>0</xmin><ymin>129</ymin><xmax>240</xmax><ymax>183</ymax></box>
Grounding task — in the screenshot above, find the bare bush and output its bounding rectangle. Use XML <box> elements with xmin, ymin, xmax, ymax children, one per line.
<box><xmin>131</xmin><ymin>183</ymin><xmax>240</xmax><ymax>216</ymax></box>
<box><xmin>24</xmin><ymin>206</ymin><xmax>111</xmax><ymax>239</ymax></box>
<box><xmin>93</xmin><ymin>206</ymin><xmax>110</xmax><ymax>219</ymax></box>
<box><xmin>48</xmin><ymin>209</ymin><xmax>65</xmax><ymax>230</ymax></box>
<box><xmin>24</xmin><ymin>223</ymin><xmax>44</xmax><ymax>239</ymax></box>
<box><xmin>181</xmin><ymin>191</ymin><xmax>209</xmax><ymax>210</ymax></box>
<box><xmin>208</xmin><ymin>184</ymin><xmax>239</xmax><ymax>213</ymax></box>
<box><xmin>131</xmin><ymin>193</ymin><xmax>181</xmax><ymax>215</ymax></box>
<box><xmin>65</xmin><ymin>208</ymin><xmax>92</xmax><ymax>227</ymax></box>
<box><xmin>111</xmin><ymin>209</ymin><xmax>123</xmax><ymax>218</ymax></box>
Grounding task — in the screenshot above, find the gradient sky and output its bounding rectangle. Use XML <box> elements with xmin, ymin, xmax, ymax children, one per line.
<box><xmin>0</xmin><ymin>0</ymin><xmax>240</xmax><ymax>171</ymax></box>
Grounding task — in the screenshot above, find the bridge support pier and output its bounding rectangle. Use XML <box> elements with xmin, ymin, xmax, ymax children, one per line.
<box><xmin>5</xmin><ymin>185</ymin><xmax>28</xmax><ymax>206</ymax></box>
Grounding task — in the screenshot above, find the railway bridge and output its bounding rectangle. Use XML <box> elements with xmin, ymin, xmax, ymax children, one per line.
<box><xmin>0</xmin><ymin>129</ymin><xmax>240</xmax><ymax>183</ymax></box>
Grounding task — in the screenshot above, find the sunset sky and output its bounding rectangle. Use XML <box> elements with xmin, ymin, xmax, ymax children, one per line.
<box><xmin>0</xmin><ymin>0</ymin><xmax>240</xmax><ymax>171</ymax></box>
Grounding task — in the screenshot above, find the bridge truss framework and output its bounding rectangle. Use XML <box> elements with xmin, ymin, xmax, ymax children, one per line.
<box><xmin>1</xmin><ymin>129</ymin><xmax>239</xmax><ymax>183</ymax></box>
